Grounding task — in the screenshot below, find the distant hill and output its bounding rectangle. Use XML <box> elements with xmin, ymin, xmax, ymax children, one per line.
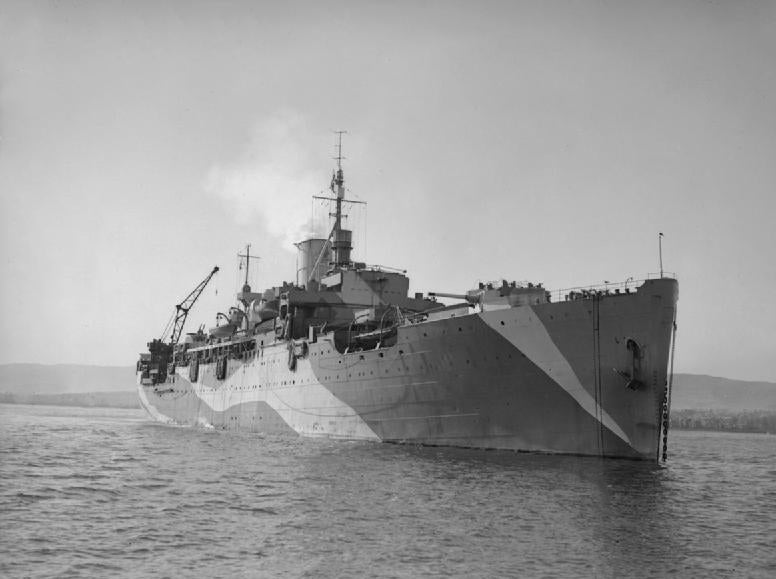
<box><xmin>671</xmin><ymin>374</ymin><xmax>776</xmax><ymax>411</ymax></box>
<box><xmin>0</xmin><ymin>390</ymin><xmax>140</xmax><ymax>409</ymax></box>
<box><xmin>0</xmin><ymin>364</ymin><xmax>136</xmax><ymax>395</ymax></box>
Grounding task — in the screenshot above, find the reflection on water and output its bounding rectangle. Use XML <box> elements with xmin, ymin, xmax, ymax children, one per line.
<box><xmin>1</xmin><ymin>404</ymin><xmax>774</xmax><ymax>578</ymax></box>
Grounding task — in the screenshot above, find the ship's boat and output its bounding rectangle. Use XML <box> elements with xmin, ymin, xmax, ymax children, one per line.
<box><xmin>137</xmin><ymin>140</ymin><xmax>679</xmax><ymax>461</ymax></box>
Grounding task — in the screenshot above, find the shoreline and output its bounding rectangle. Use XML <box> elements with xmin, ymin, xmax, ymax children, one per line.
<box><xmin>2</xmin><ymin>393</ymin><xmax>774</xmax><ymax>434</ymax></box>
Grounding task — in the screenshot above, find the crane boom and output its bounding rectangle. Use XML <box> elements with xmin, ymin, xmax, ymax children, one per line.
<box><xmin>167</xmin><ymin>266</ymin><xmax>219</xmax><ymax>346</ymax></box>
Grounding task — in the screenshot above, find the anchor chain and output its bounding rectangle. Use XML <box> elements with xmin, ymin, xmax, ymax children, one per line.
<box><xmin>660</xmin><ymin>389</ymin><xmax>670</xmax><ymax>461</ymax></box>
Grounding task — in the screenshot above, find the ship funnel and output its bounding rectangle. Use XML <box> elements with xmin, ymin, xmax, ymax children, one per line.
<box><xmin>333</xmin><ymin>228</ymin><xmax>352</xmax><ymax>266</ymax></box>
<box><xmin>296</xmin><ymin>238</ymin><xmax>332</xmax><ymax>285</ymax></box>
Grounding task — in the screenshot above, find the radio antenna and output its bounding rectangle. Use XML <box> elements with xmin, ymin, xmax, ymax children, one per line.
<box><xmin>334</xmin><ymin>130</ymin><xmax>347</xmax><ymax>172</ymax></box>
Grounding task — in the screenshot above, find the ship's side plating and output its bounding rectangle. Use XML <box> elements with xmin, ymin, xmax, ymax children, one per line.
<box><xmin>137</xmin><ymin>277</ymin><xmax>677</xmax><ymax>460</ymax></box>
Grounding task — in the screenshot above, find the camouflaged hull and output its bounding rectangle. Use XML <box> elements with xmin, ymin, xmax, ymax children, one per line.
<box><xmin>138</xmin><ymin>278</ymin><xmax>678</xmax><ymax>460</ymax></box>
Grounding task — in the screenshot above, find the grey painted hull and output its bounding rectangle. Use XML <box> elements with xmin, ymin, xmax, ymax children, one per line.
<box><xmin>138</xmin><ymin>279</ymin><xmax>678</xmax><ymax>460</ymax></box>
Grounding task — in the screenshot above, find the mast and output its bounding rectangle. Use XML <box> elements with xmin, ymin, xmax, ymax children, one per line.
<box><xmin>307</xmin><ymin>131</ymin><xmax>365</xmax><ymax>283</ymax></box>
<box><xmin>659</xmin><ymin>232</ymin><xmax>664</xmax><ymax>278</ymax></box>
<box><xmin>238</xmin><ymin>244</ymin><xmax>260</xmax><ymax>293</ymax></box>
<box><xmin>331</xmin><ymin>130</ymin><xmax>352</xmax><ymax>267</ymax></box>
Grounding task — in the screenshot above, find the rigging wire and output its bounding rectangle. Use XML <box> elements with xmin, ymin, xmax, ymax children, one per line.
<box><xmin>159</xmin><ymin>310</ymin><xmax>176</xmax><ymax>342</ymax></box>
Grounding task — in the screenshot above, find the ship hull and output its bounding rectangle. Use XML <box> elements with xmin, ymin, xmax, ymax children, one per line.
<box><xmin>138</xmin><ymin>279</ymin><xmax>678</xmax><ymax>460</ymax></box>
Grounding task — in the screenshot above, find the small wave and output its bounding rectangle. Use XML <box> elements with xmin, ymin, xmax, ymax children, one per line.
<box><xmin>129</xmin><ymin>482</ymin><xmax>170</xmax><ymax>491</ymax></box>
<box><xmin>160</xmin><ymin>505</ymin><xmax>183</xmax><ymax>514</ymax></box>
<box><xmin>61</xmin><ymin>485</ymin><xmax>121</xmax><ymax>497</ymax></box>
<box><xmin>90</xmin><ymin>429</ymin><xmax>119</xmax><ymax>437</ymax></box>
<box><xmin>66</xmin><ymin>561</ymin><xmax>126</xmax><ymax>573</ymax></box>
<box><xmin>58</xmin><ymin>472</ymin><xmax>108</xmax><ymax>481</ymax></box>
<box><xmin>253</xmin><ymin>491</ymin><xmax>286</xmax><ymax>498</ymax></box>
<box><xmin>13</xmin><ymin>491</ymin><xmax>51</xmax><ymax>503</ymax></box>
<box><xmin>109</xmin><ymin>455</ymin><xmax>142</xmax><ymax>463</ymax></box>
<box><xmin>237</xmin><ymin>549</ymin><xmax>268</xmax><ymax>558</ymax></box>
<box><xmin>228</xmin><ymin>505</ymin><xmax>278</xmax><ymax>515</ymax></box>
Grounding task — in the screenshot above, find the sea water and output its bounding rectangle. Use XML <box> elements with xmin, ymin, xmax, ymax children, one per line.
<box><xmin>1</xmin><ymin>403</ymin><xmax>774</xmax><ymax>578</ymax></box>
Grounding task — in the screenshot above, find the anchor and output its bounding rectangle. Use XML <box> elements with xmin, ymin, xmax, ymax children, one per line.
<box><xmin>614</xmin><ymin>338</ymin><xmax>644</xmax><ymax>390</ymax></box>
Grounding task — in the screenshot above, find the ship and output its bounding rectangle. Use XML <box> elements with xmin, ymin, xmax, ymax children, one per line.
<box><xmin>137</xmin><ymin>137</ymin><xmax>679</xmax><ymax>461</ymax></box>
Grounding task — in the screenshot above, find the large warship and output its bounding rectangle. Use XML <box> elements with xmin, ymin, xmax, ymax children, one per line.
<box><xmin>137</xmin><ymin>139</ymin><xmax>679</xmax><ymax>461</ymax></box>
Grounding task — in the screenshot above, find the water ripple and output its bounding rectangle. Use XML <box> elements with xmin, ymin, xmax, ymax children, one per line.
<box><xmin>1</xmin><ymin>404</ymin><xmax>775</xmax><ymax>578</ymax></box>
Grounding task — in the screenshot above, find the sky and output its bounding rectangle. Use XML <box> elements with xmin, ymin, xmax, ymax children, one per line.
<box><xmin>1</xmin><ymin>0</ymin><xmax>774</xmax><ymax>381</ymax></box>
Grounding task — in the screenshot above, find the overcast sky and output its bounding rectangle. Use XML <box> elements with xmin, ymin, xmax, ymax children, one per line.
<box><xmin>1</xmin><ymin>0</ymin><xmax>774</xmax><ymax>381</ymax></box>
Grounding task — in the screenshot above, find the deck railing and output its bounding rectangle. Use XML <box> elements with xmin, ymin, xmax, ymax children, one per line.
<box><xmin>549</xmin><ymin>273</ymin><xmax>676</xmax><ymax>303</ymax></box>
